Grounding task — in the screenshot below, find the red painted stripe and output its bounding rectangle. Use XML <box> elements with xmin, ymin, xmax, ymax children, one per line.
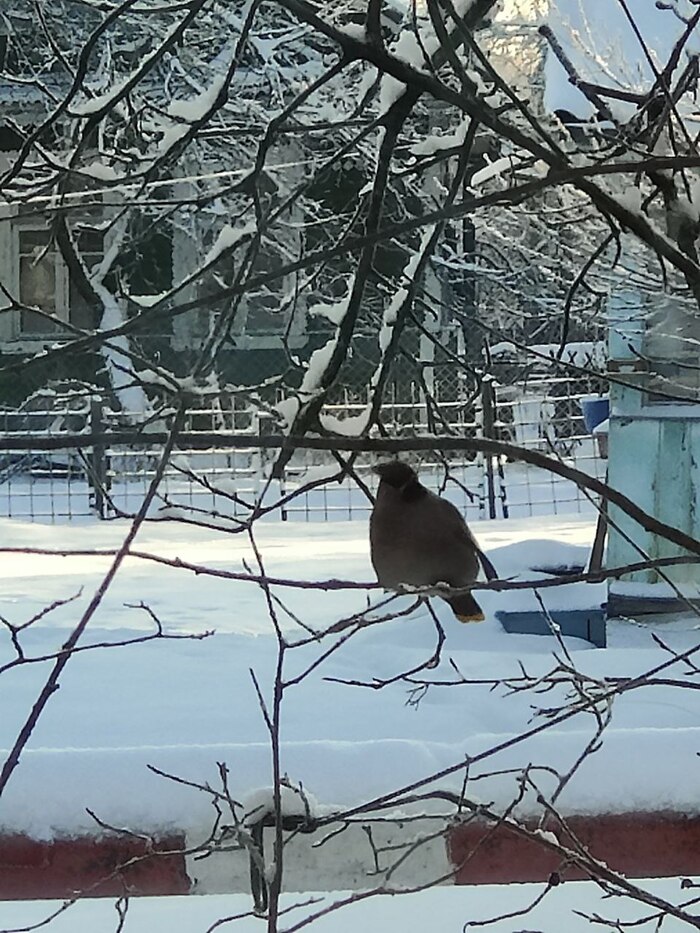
<box><xmin>0</xmin><ymin>834</ymin><xmax>190</xmax><ymax>900</ymax></box>
<box><xmin>2</xmin><ymin>813</ymin><xmax>698</xmax><ymax>900</ymax></box>
<box><xmin>448</xmin><ymin>813</ymin><xmax>700</xmax><ymax>884</ymax></box>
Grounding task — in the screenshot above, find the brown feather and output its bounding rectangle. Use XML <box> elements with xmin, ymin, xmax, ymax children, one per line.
<box><xmin>370</xmin><ymin>461</ymin><xmax>485</xmax><ymax>622</ymax></box>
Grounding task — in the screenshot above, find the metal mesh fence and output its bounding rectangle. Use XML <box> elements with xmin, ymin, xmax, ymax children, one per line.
<box><xmin>0</xmin><ymin>366</ymin><xmax>607</xmax><ymax>522</ymax></box>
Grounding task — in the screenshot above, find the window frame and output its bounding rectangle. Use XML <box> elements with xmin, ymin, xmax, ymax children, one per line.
<box><xmin>2</xmin><ymin>188</ymin><xmax>178</xmax><ymax>349</ymax></box>
<box><xmin>7</xmin><ymin>216</ymin><xmax>108</xmax><ymax>347</ymax></box>
<box><xmin>15</xmin><ymin>223</ymin><xmax>70</xmax><ymax>339</ymax></box>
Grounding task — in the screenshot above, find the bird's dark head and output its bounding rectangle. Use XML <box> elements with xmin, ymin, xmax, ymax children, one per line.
<box><xmin>373</xmin><ymin>460</ymin><xmax>418</xmax><ymax>489</ymax></box>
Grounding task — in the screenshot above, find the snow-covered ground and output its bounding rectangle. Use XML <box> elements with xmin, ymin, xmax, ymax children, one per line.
<box><xmin>5</xmin><ymin>880</ymin><xmax>700</xmax><ymax>933</ymax></box>
<box><xmin>1</xmin><ymin>510</ymin><xmax>699</xmax><ymax>855</ymax></box>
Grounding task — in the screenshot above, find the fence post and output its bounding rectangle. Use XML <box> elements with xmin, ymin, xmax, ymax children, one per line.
<box><xmin>279</xmin><ymin>466</ymin><xmax>288</xmax><ymax>522</ymax></box>
<box><xmin>89</xmin><ymin>399</ymin><xmax>108</xmax><ymax>519</ymax></box>
<box><xmin>481</xmin><ymin>377</ymin><xmax>497</xmax><ymax>520</ymax></box>
<box><xmin>419</xmin><ymin>328</ymin><xmax>435</xmax><ymax>433</ymax></box>
<box><xmin>256</xmin><ymin>413</ymin><xmax>288</xmax><ymax>521</ymax></box>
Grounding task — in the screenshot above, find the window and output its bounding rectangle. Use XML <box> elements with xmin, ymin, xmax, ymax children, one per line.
<box><xmin>70</xmin><ymin>228</ymin><xmax>103</xmax><ymax>330</ymax></box>
<box><xmin>11</xmin><ymin>207</ymin><xmax>173</xmax><ymax>342</ymax></box>
<box><xmin>18</xmin><ymin>229</ymin><xmax>59</xmax><ymax>335</ymax></box>
<box><xmin>239</xmin><ymin>286</ymin><xmax>291</xmax><ymax>336</ymax></box>
<box><xmin>228</xmin><ymin>236</ymin><xmax>306</xmax><ymax>348</ymax></box>
<box><xmin>119</xmin><ymin>214</ymin><xmax>173</xmax><ymax>298</ymax></box>
<box><xmin>16</xmin><ymin>225</ymin><xmax>103</xmax><ymax>338</ymax></box>
<box><xmin>231</xmin><ymin>284</ymin><xmax>306</xmax><ymax>349</ymax></box>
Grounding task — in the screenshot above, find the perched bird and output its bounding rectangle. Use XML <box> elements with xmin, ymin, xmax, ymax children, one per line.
<box><xmin>370</xmin><ymin>460</ymin><xmax>492</xmax><ymax>623</ymax></box>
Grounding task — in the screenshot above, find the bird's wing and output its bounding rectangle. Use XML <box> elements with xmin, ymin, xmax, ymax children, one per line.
<box><xmin>427</xmin><ymin>494</ymin><xmax>495</xmax><ymax>583</ymax></box>
<box><xmin>430</xmin><ymin>494</ymin><xmax>480</xmax><ymax>547</ymax></box>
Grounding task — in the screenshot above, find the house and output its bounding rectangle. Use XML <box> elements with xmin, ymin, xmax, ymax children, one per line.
<box><xmin>0</xmin><ymin>0</ymin><xmax>603</xmax><ymax>418</ymax></box>
<box><xmin>0</xmin><ymin>4</ymin><xmax>325</xmax><ymax>410</ymax></box>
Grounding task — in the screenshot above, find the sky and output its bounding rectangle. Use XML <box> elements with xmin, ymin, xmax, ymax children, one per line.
<box><xmin>543</xmin><ymin>0</ymin><xmax>700</xmax><ymax>114</ymax></box>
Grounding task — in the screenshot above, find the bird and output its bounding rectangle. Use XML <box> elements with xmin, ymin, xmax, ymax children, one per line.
<box><xmin>370</xmin><ymin>460</ymin><xmax>493</xmax><ymax>623</ymax></box>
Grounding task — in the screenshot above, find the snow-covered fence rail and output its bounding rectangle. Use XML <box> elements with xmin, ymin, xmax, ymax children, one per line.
<box><xmin>0</xmin><ymin>377</ymin><xmax>606</xmax><ymax>522</ymax></box>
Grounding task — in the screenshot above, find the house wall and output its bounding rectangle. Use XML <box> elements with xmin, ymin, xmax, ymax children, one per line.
<box><xmin>0</xmin><ymin>198</ymin><xmax>13</xmax><ymax>344</ymax></box>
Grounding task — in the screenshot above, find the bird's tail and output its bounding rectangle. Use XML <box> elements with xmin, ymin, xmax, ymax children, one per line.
<box><xmin>447</xmin><ymin>592</ymin><xmax>485</xmax><ymax>623</ymax></box>
<box><xmin>477</xmin><ymin>549</ymin><xmax>498</xmax><ymax>581</ymax></box>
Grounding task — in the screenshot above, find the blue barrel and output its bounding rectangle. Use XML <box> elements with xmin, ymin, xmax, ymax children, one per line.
<box><xmin>580</xmin><ymin>397</ymin><xmax>609</xmax><ymax>433</ymax></box>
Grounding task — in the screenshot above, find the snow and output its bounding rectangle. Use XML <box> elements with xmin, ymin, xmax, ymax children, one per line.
<box><xmin>612</xmin><ymin>580</ymin><xmax>700</xmax><ymax>599</ymax></box>
<box><xmin>71</xmin><ymin>76</ymin><xmax>132</xmax><ymax>117</ymax></box>
<box><xmin>3</xmin><ymin>879</ymin><xmax>700</xmax><ymax>932</ymax></box>
<box><xmin>469</xmin><ymin>156</ymin><xmax>516</xmax><ymax>190</ymax></box>
<box><xmin>338</xmin><ymin>23</ymin><xmax>367</xmax><ymax>42</ymax></box>
<box><xmin>378</xmin><ymin>296</ymin><xmax>400</xmax><ymax>353</ymax></box>
<box><xmin>5</xmin><ymin>728</ymin><xmax>699</xmax><ymax>840</ymax></box>
<box><xmin>617</xmin><ymin>186</ymin><xmax>643</xmax><ymax>214</ymax></box>
<box><xmin>621</xmin><ymin>405</ymin><xmax>700</xmax><ymax>420</ymax></box>
<box><xmin>379</xmin><ymin>75</ymin><xmax>406</xmax><ymax>114</ymax></box>
<box><xmin>95</xmin><ymin>286</ymin><xmax>150</xmax><ymax>418</ymax></box>
<box><xmin>170</xmin><ymin>372</ymin><xmax>221</xmax><ymax>396</ymax></box>
<box><xmin>318</xmin><ymin>407</ymin><xmax>372</xmax><ymax>436</ymax></box>
<box><xmin>410</xmin><ymin>123</ymin><xmax>468</xmax><ymax>157</ymax></box>
<box><xmin>275</xmin><ymin>335</ymin><xmax>340</xmax><ymax>431</ymax></box>
<box><xmin>146</xmin><ymin>60</ymin><xmax>235</xmax><ymax>163</ymax></box>
<box><xmin>1</xmin><ymin>512</ymin><xmax>700</xmax><ymax>844</ymax></box>
<box><xmin>373</xmin><ymin>235</ymin><xmax>430</xmax><ymax>376</ymax></box>
<box><xmin>275</xmin><ymin>397</ymin><xmax>301</xmax><ymax>431</ymax></box>
<box><xmin>534</xmin><ymin>828</ymin><xmax>560</xmax><ymax>846</ymax></box>
<box><xmin>166</xmin><ymin>66</ymin><xmax>231</xmax><ymax>124</ymax></box>
<box><xmin>674</xmin><ymin>179</ymin><xmax>700</xmax><ymax>223</ymax></box>
<box><xmin>308</xmin><ymin>297</ymin><xmax>350</xmax><ymax>326</ymax></box>
<box><xmin>303</xmin><ymin>337</ymin><xmax>338</xmax><ymax>394</ymax></box>
<box><xmin>204</xmin><ymin>222</ymin><xmax>256</xmax><ymax>267</ymax></box>
<box><xmin>77</xmin><ymin>160</ymin><xmax>120</xmax><ymax>181</ymax></box>
<box><xmin>243</xmin><ymin>783</ymin><xmax>320</xmax><ymax>826</ymax></box>
<box><xmin>130</xmin><ymin>292</ymin><xmax>169</xmax><ymax>308</ymax></box>
<box><xmin>377</xmin><ymin>0</ymin><xmax>473</xmax><ymax>114</ymax></box>
<box><xmin>490</xmin><ymin>340</ymin><xmax>605</xmax><ymax>368</ymax></box>
<box><xmin>0</xmin><ymin>451</ymin><xmax>607</xmax><ymax>522</ymax></box>
<box><xmin>88</xmin><ymin>214</ymin><xmax>150</xmax><ymax>418</ymax></box>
